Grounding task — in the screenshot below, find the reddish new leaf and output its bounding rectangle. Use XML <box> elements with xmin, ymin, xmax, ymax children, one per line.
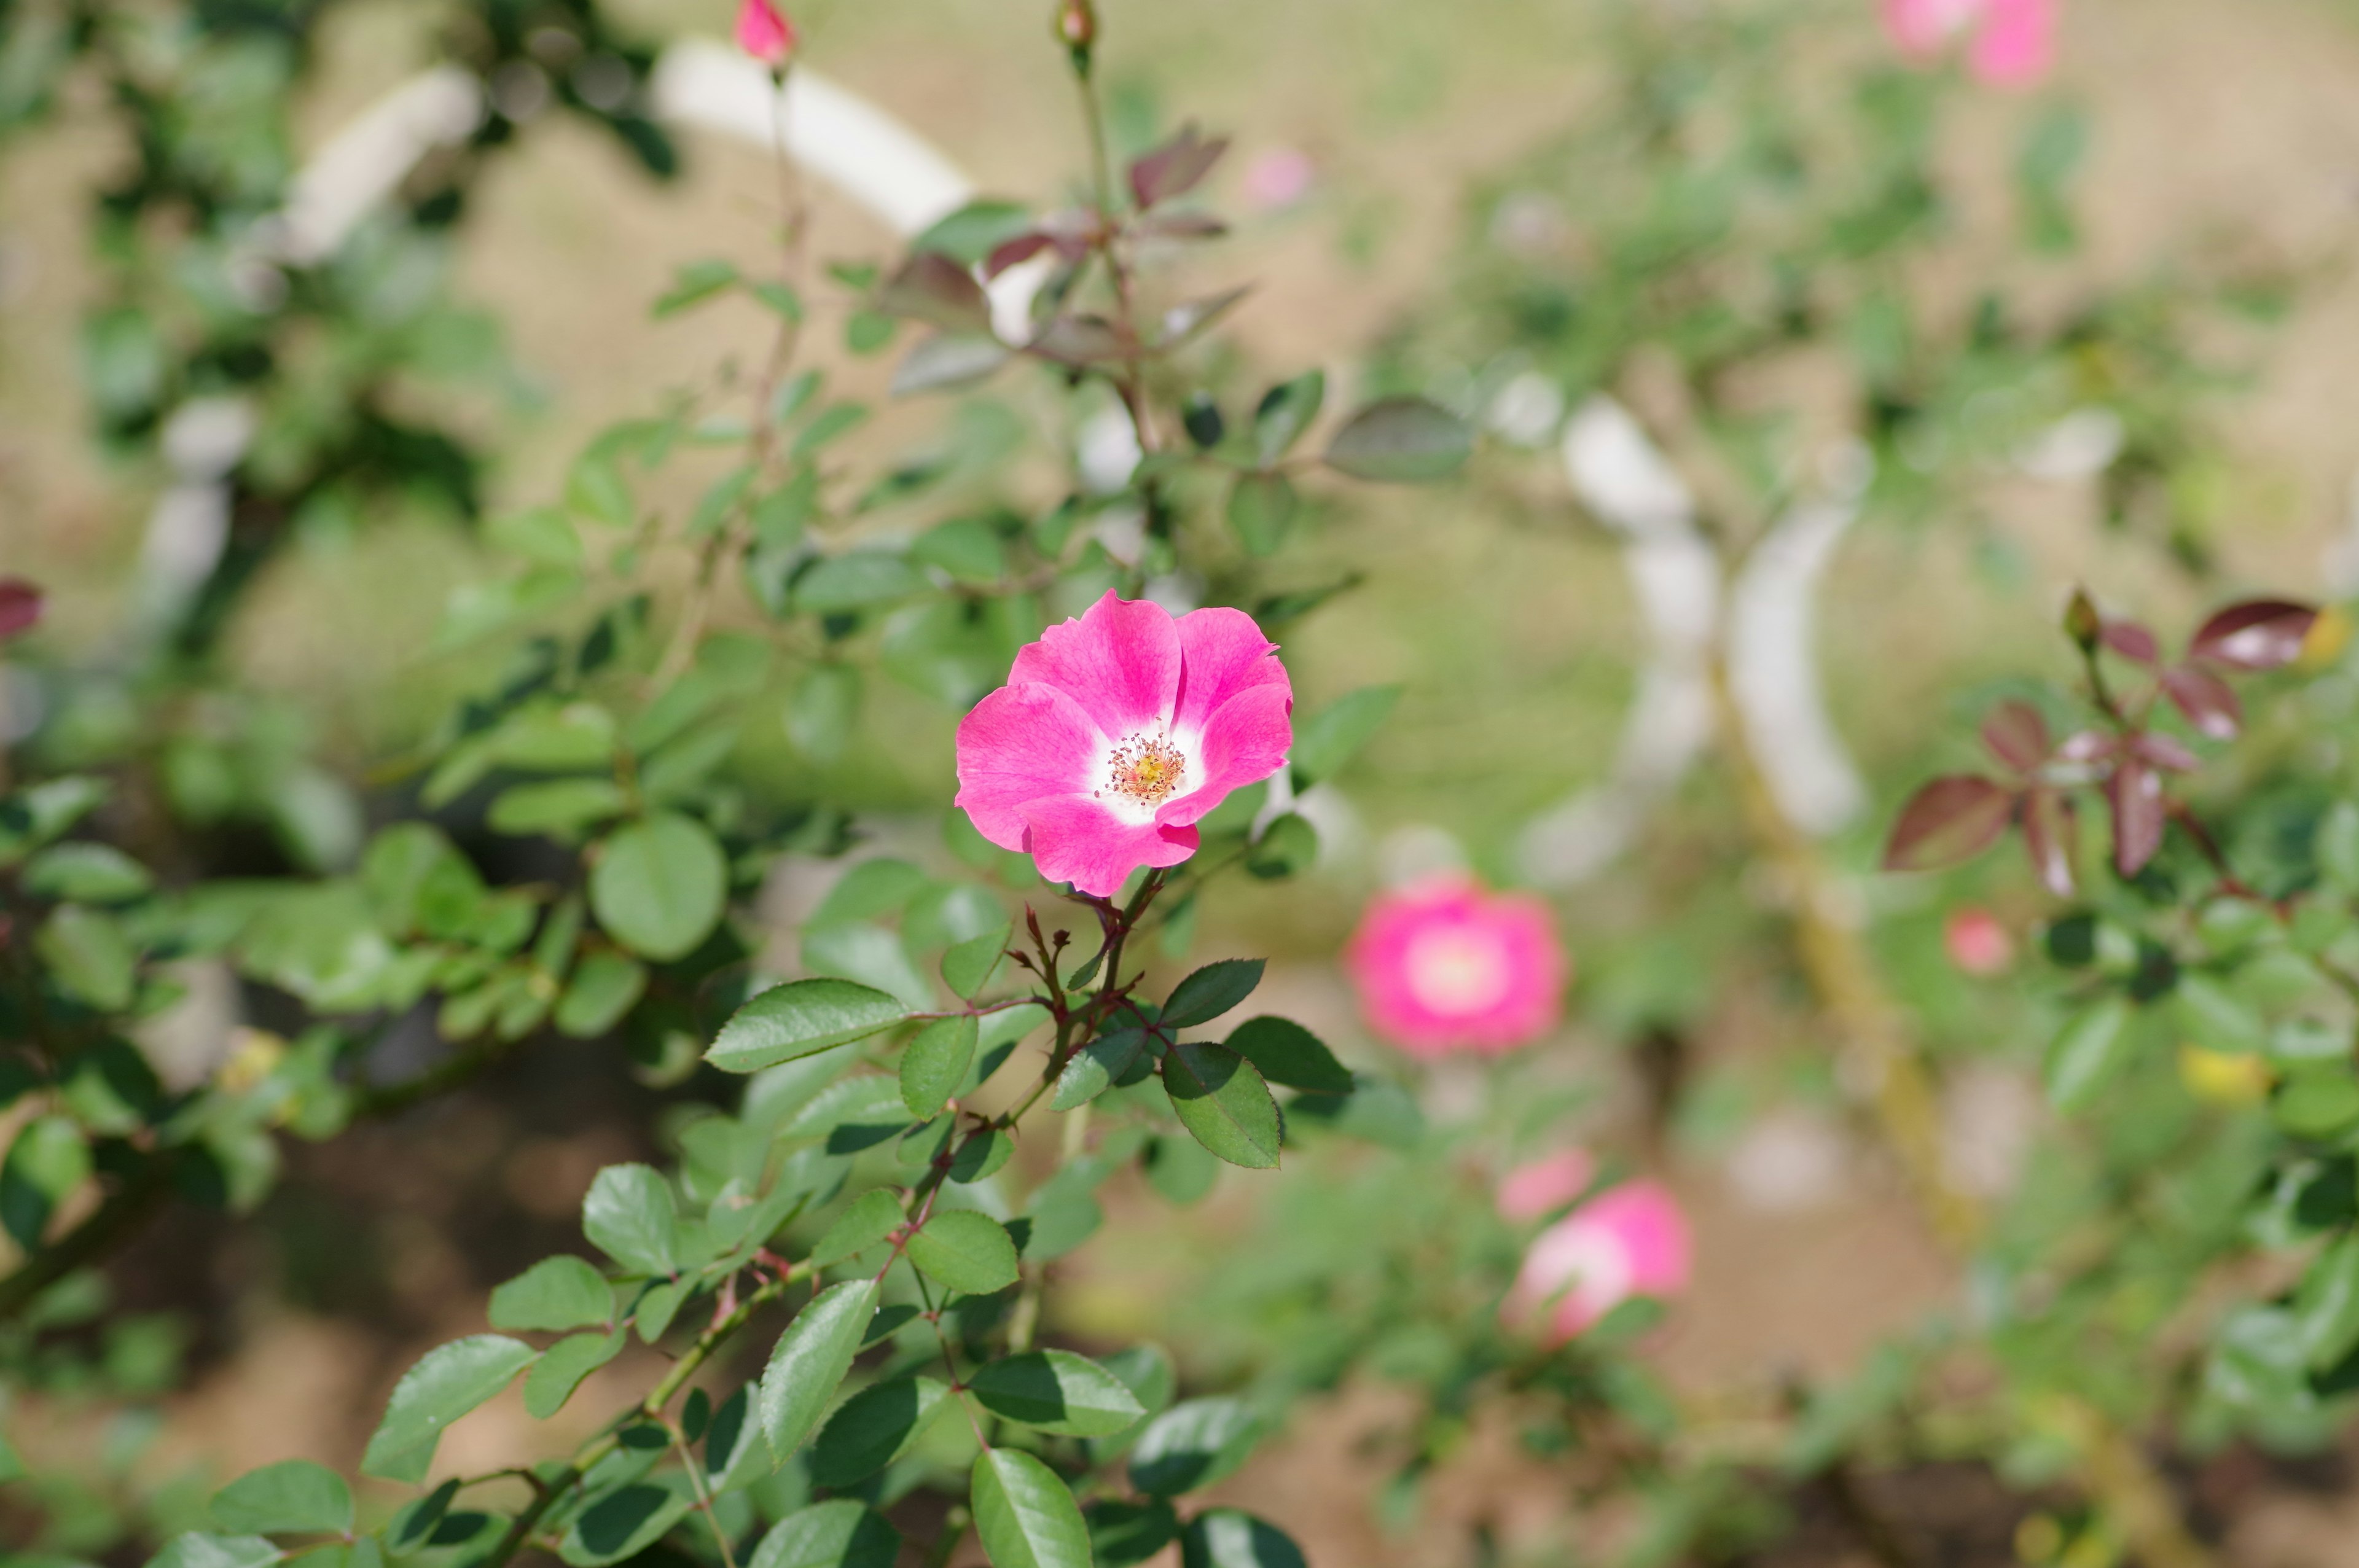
<box><xmin>2130</xmin><ymin>730</ymin><xmax>2199</xmax><ymax>773</ymax></box>
<box><xmin>1128</xmin><ymin>123</ymin><xmax>1229</xmax><ymax>210</ymax></box>
<box><xmin>1884</xmin><ymin>776</ymin><xmax>2017</xmax><ymax>872</ymax></box>
<box><xmin>2159</xmin><ymin>663</ymin><xmax>2242</xmax><ymax>741</ymax></box>
<box><xmin>984</xmin><ymin>233</ymin><xmax>1058</xmax><ymax>279</ymax></box>
<box><xmin>877</xmin><ymin>253</ymin><xmax>991</xmax><ymax>333</ymax></box>
<box><xmin>0</xmin><ymin>578</ymin><xmax>41</xmax><ymax>641</ymax></box>
<box><xmin>2189</xmin><ymin>599</ymin><xmax>2317</xmax><ymax>671</ymax></box>
<box><xmin>2100</xmin><ymin>620</ymin><xmax>2159</xmax><ymax>666</ymax></box>
<box><xmin>1980</xmin><ymin>700</ymin><xmax>2050</xmax><ymax>774</ymax></box>
<box><xmin>2056</xmin><ymin>729</ymin><xmax>2118</xmax><ymax>766</ymax></box>
<box><xmin>2107</xmin><ymin>757</ymin><xmax>2165</xmax><ymax>876</ymax></box>
<box><xmin>2021</xmin><ymin>786</ymin><xmax>2076</xmax><ymax>897</ymax></box>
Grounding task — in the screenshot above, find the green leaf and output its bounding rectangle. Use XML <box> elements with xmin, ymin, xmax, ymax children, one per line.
<box><xmin>524</xmin><ymin>1328</ymin><xmax>626</xmax><ymax>1419</ymax></box>
<box><xmin>1289</xmin><ymin>685</ymin><xmax>1401</xmax><ymax>788</ymax></box>
<box><xmin>490</xmin><ymin>1255</ymin><xmax>613</xmax><ymax>1332</ymax></box>
<box><xmin>2297</xmin><ymin>1233</ymin><xmax>2359</xmax><ymax>1370</ymax></box>
<box><xmin>589</xmin><ymin>813</ymin><xmax>727</xmax><ymax>962</ymax></box>
<box><xmin>1053</xmin><ymin>1028</ymin><xmax>1148</xmax><ymax>1111</ymax></box>
<box><xmin>968</xmin><ymin>1351</ymin><xmax>1147</xmax><ymax>1437</ymax></box>
<box><xmin>566</xmin><ymin>451</ymin><xmax>636</xmax><ymax>528</ymax></box>
<box><xmin>750</xmin><ymin>1501</ymin><xmax>901</xmax><ymax>1568</ymax></box>
<box><xmin>210</xmin><ymin>1461</ymin><xmax>353</xmax><ymax>1537</ymax></box>
<box><xmin>556</xmin><ymin>951</ymin><xmax>647</xmax><ymax>1038</ymax></box>
<box><xmin>971</xmin><ymin>1448</ymin><xmax>1091</xmax><ymax>1568</ymax></box>
<box><xmin>361</xmin><ymin>1335</ymin><xmax>537</xmax><ymax>1481</ymax></box>
<box><xmin>1245</xmin><ymin>814</ymin><xmax>1318</xmax><ymax>880</ymax></box>
<box><xmin>1252</xmin><ymin>371</ymin><xmax>1325</xmax><ymax>467</ymax></box>
<box><xmin>1</xmin><ymin>1115</ymin><xmax>88</xmax><ymax>1248</ymax></box>
<box><xmin>2321</xmin><ymin>802</ymin><xmax>2359</xmax><ymax>896</ymax></box>
<box><xmin>913</xmin><ymin>199</ymin><xmax>1036</xmax><ymax>265</ymax></box>
<box><xmin>1225</xmin><ymin>1017</ymin><xmax>1350</xmax><ymax>1092</ymax></box>
<box><xmin>582</xmin><ymin>1164</ymin><xmax>680</xmax><ymax>1277</ymax></box>
<box><xmin>786</xmin><ymin>665</ymin><xmax>861</xmax><ymax>763</ymax></box>
<box><xmin>2042</xmin><ymin>996</ymin><xmax>2137</xmax><ymax>1114</ymax></box>
<box><xmin>1180</xmin><ymin>1510</ymin><xmax>1306</xmax><ymax>1568</ymax></box>
<box><xmin>1128</xmin><ymin>1398</ymin><xmax>1263</xmax><ymax>1496</ymax></box>
<box><xmin>489</xmin><ymin>779</ymin><xmax>630</xmax><ymax>838</ymax></box>
<box><xmin>23</xmin><ymin>842</ymin><xmax>154</xmax><ymax>903</ymax></box>
<box><xmin>39</xmin><ymin>903</ymin><xmax>136</xmax><ymax>1010</ymax></box>
<box><xmin>2276</xmin><ymin>1071</ymin><xmax>2359</xmax><ymax>1139</ymax></box>
<box><xmin>486</xmin><ymin>505</ymin><xmax>584</xmax><ymax>568</ymax></box>
<box><xmin>1143</xmin><ymin>1133</ymin><xmax>1220</xmax><ymax>1205</ymax></box>
<box><xmin>810</xmin><ymin>1376</ymin><xmax>953</xmax><ymax>1486</ymax></box>
<box><xmin>560</xmin><ymin>1478</ymin><xmax>694</xmax><ymax>1566</ymax></box>
<box><xmin>902</xmin><ymin>1015</ymin><xmax>978</xmax><ymax>1120</ymax></box>
<box><xmin>813</xmin><ymin>1188</ymin><xmax>905</xmax><ymax>1266</ymax></box>
<box><xmin>654</xmin><ymin>258</ymin><xmax>739</xmax><ymax>317</ymax></box>
<box><xmin>759</xmin><ymin>1279</ymin><xmax>880</xmax><ymax>1462</ymax></box>
<box><xmin>812</xmin><ymin>859</ymin><xmax>930</xmax><ymax>927</ymax></box>
<box><xmin>942</xmin><ymin>921</ymin><xmax>1012</xmax><ymax>999</ymax></box>
<box><xmin>1323</xmin><ymin>397</ymin><xmax>1471</xmax><ymax>482</ymax></box>
<box><xmin>2173</xmin><ymin>975</ymin><xmax>2263</xmax><ymax>1058</ymax></box>
<box><xmin>1087</xmin><ymin>1500</ymin><xmax>1178</xmax><ymax>1568</ymax></box>
<box><xmin>1162</xmin><ymin>959</ymin><xmax>1264</xmax><ymax>1029</ymax></box>
<box><xmin>149</xmin><ymin>1534</ymin><xmax>283</xmax><ymax>1568</ymax></box>
<box><xmin>904</xmin><ymin>1209</ymin><xmax>1020</xmax><ymax>1295</ymax></box>
<box><xmin>804</xmin><ymin>920</ymin><xmax>936</xmax><ymax>1012</ymax></box>
<box><xmin>710</xmin><ymin>979</ymin><xmax>912</xmax><ymax>1073</ymax></box>
<box><xmin>1163</xmin><ymin>1042</ymin><xmax>1281</xmax><ymax>1169</ymax></box>
<box><xmin>796</xmin><ymin>550</ymin><xmax>920</xmax><ymax>614</ymax></box>
<box><xmin>1225</xmin><ymin>473</ymin><xmax>1297</xmax><ymax>558</ymax></box>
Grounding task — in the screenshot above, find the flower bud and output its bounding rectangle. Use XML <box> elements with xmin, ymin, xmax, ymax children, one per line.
<box><xmin>2062</xmin><ymin>587</ymin><xmax>2100</xmax><ymax>652</ymax></box>
<box><xmin>1054</xmin><ymin>0</ymin><xmax>1097</xmax><ymax>53</ymax></box>
<box><xmin>734</xmin><ymin>0</ymin><xmax>798</xmax><ymax>72</ymax></box>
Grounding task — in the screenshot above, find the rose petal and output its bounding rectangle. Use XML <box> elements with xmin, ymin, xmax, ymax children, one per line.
<box><xmin>1009</xmin><ymin>591</ymin><xmax>1182</xmax><ymax>739</ymax></box>
<box><xmin>1172</xmin><ymin>606</ymin><xmax>1289</xmax><ymax>738</ymax></box>
<box><xmin>954</xmin><ymin>683</ymin><xmax>1104</xmax><ymax>852</ymax></box>
<box><xmin>1157</xmin><ymin>684</ymin><xmax>1294</xmax><ymax>829</ymax></box>
<box><xmin>1022</xmin><ymin>794</ymin><xmax>1199</xmax><ymax>899</ymax></box>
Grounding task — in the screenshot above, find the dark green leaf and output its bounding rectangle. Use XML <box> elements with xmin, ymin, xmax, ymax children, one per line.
<box><xmin>1053</xmin><ymin>1028</ymin><xmax>1148</xmax><ymax>1110</ymax></box>
<box><xmin>1224</xmin><ymin>1016</ymin><xmax>1351</xmax><ymax>1092</ymax></box>
<box><xmin>1162</xmin><ymin>959</ymin><xmax>1264</xmax><ymax>1030</ymax></box>
<box><xmin>1128</xmin><ymin>1398</ymin><xmax>1263</xmax><ymax>1497</ymax></box>
<box><xmin>710</xmin><ymin>979</ymin><xmax>911</xmax><ymax>1074</ymax></box>
<box><xmin>749</xmin><ymin>1501</ymin><xmax>902</xmax><ymax>1568</ymax></box>
<box><xmin>1164</xmin><ymin>1043</ymin><xmax>1281</xmax><ymax>1169</ymax></box>
<box><xmin>810</xmin><ymin>1376</ymin><xmax>953</xmax><ymax>1486</ymax></box>
<box><xmin>1087</xmin><ymin>1500</ymin><xmax>1178</xmax><ymax>1567</ymax></box>
<box><xmin>1180</xmin><ymin>1510</ymin><xmax>1306</xmax><ymax>1568</ymax></box>
<box><xmin>1253</xmin><ymin>372</ymin><xmax>1324</xmax><ymax>466</ymax></box>
<box><xmin>968</xmin><ymin>1351</ymin><xmax>1147</xmax><ymax>1437</ymax></box>
<box><xmin>1245</xmin><ymin>814</ymin><xmax>1318</xmax><ymax>879</ymax></box>
<box><xmin>560</xmin><ymin>1478</ymin><xmax>693</xmax><ymax>1566</ymax></box>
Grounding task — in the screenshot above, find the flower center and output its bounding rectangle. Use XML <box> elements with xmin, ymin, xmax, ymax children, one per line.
<box><xmin>1402</xmin><ymin>926</ymin><xmax>1514</xmax><ymax>1016</ymax></box>
<box><xmin>1102</xmin><ymin>733</ymin><xmax>1187</xmax><ymax>808</ymax></box>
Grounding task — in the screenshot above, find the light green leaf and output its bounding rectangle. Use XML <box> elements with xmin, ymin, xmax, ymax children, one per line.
<box><xmin>710</xmin><ymin>979</ymin><xmax>910</xmax><ymax>1074</ymax></box>
<box><xmin>904</xmin><ymin>1209</ymin><xmax>1020</xmax><ymax>1296</ymax></box>
<box><xmin>210</xmin><ymin>1461</ymin><xmax>353</xmax><ymax>1536</ymax></box>
<box><xmin>361</xmin><ymin>1335</ymin><xmax>537</xmax><ymax>1481</ymax></box>
<box><xmin>2322</xmin><ymin>802</ymin><xmax>2359</xmax><ymax>895</ymax></box>
<box><xmin>813</xmin><ymin>1188</ymin><xmax>905</xmax><ymax>1266</ymax></box>
<box><xmin>555</xmin><ymin>951</ymin><xmax>648</xmax><ymax>1039</ymax></box>
<box><xmin>1322</xmin><ymin>396</ymin><xmax>1472</xmax><ymax>482</ymax></box>
<box><xmin>489</xmin><ymin>779</ymin><xmax>630</xmax><ymax>838</ymax></box>
<box><xmin>1128</xmin><ymin>1398</ymin><xmax>1263</xmax><ymax>1497</ymax></box>
<box><xmin>559</xmin><ymin>1477</ymin><xmax>695</xmax><ymax>1566</ymax></box>
<box><xmin>1289</xmin><ymin>685</ymin><xmax>1401</xmax><ymax>789</ymax></box>
<box><xmin>971</xmin><ymin>1448</ymin><xmax>1090</xmax><ymax>1568</ymax></box>
<box><xmin>654</xmin><ymin>258</ymin><xmax>739</xmax><ymax>316</ymax></box>
<box><xmin>148</xmin><ymin>1534</ymin><xmax>283</xmax><ymax>1568</ymax></box>
<box><xmin>749</xmin><ymin>1501</ymin><xmax>901</xmax><ymax>1568</ymax></box>
<box><xmin>2043</xmin><ymin>996</ymin><xmax>2137</xmax><ymax>1113</ymax></box>
<box><xmin>1225</xmin><ymin>472</ymin><xmax>1297</xmax><ymax>558</ymax></box>
<box><xmin>941</xmin><ymin>919</ymin><xmax>1012</xmax><ymax>999</ymax></box>
<box><xmin>23</xmin><ymin>841</ymin><xmax>154</xmax><ymax>903</ymax></box>
<box><xmin>490</xmin><ymin>1255</ymin><xmax>613</xmax><ymax>1332</ymax></box>
<box><xmin>590</xmin><ymin>813</ymin><xmax>727</xmax><ymax>962</ymax></box>
<box><xmin>38</xmin><ymin>903</ymin><xmax>136</xmax><ymax>1010</ymax></box>
<box><xmin>968</xmin><ymin>1350</ymin><xmax>1147</xmax><ymax>1437</ymax></box>
<box><xmin>759</xmin><ymin>1279</ymin><xmax>880</xmax><ymax>1462</ymax></box>
<box><xmin>582</xmin><ymin>1164</ymin><xmax>680</xmax><ymax>1277</ymax></box>
<box><xmin>1164</xmin><ymin>1042</ymin><xmax>1281</xmax><ymax>1169</ymax></box>
<box><xmin>901</xmin><ymin>1015</ymin><xmax>978</xmax><ymax>1120</ymax></box>
<box><xmin>524</xmin><ymin>1328</ymin><xmax>627</xmax><ymax>1419</ymax></box>
<box><xmin>2297</xmin><ymin>1233</ymin><xmax>2359</xmax><ymax>1370</ymax></box>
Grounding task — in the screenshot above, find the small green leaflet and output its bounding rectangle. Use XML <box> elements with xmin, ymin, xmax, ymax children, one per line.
<box><xmin>901</xmin><ymin>1014</ymin><xmax>978</xmax><ymax>1120</ymax></box>
<box><xmin>490</xmin><ymin>1255</ymin><xmax>613</xmax><ymax>1332</ymax></box>
<box><xmin>1164</xmin><ymin>1042</ymin><xmax>1282</xmax><ymax>1169</ymax></box>
<box><xmin>582</xmin><ymin>1164</ymin><xmax>681</xmax><ymax>1277</ymax></box>
<box><xmin>710</xmin><ymin>978</ymin><xmax>911</xmax><ymax>1074</ymax></box>
<box><xmin>525</xmin><ymin>1328</ymin><xmax>627</xmax><ymax>1419</ymax></box>
<box><xmin>209</xmin><ymin>1460</ymin><xmax>353</xmax><ymax>1536</ymax></box>
<box><xmin>759</xmin><ymin>1279</ymin><xmax>880</xmax><ymax>1462</ymax></box>
<box><xmin>361</xmin><ymin>1335</ymin><xmax>538</xmax><ymax>1482</ymax></box>
<box><xmin>749</xmin><ymin>1500</ymin><xmax>901</xmax><ymax>1568</ymax></box>
<box><xmin>813</xmin><ymin>1188</ymin><xmax>905</xmax><ymax>1266</ymax></box>
<box><xmin>904</xmin><ymin>1209</ymin><xmax>1020</xmax><ymax>1295</ymax></box>
<box><xmin>589</xmin><ymin>812</ymin><xmax>727</xmax><ymax>962</ymax></box>
<box><xmin>971</xmin><ymin>1448</ymin><xmax>1092</xmax><ymax>1568</ymax></box>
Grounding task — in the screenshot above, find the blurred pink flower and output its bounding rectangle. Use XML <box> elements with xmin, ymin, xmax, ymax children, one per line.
<box><xmin>1880</xmin><ymin>0</ymin><xmax>2052</xmax><ymax>87</ymax></box>
<box><xmin>1506</xmin><ymin>1179</ymin><xmax>1692</xmax><ymax>1344</ymax></box>
<box><xmin>955</xmin><ymin>591</ymin><xmax>1293</xmax><ymax>898</ymax></box>
<box><xmin>0</xmin><ymin>578</ymin><xmax>41</xmax><ymax>642</ymax></box>
<box><xmin>735</xmin><ymin>0</ymin><xmax>798</xmax><ymax>69</ymax></box>
<box><xmin>1345</xmin><ymin>877</ymin><xmax>1565</xmax><ymax>1057</ymax></box>
<box><xmin>1496</xmin><ymin>1149</ymin><xmax>1596</xmax><ymax>1222</ymax></box>
<box><xmin>1944</xmin><ymin>907</ymin><xmax>2014</xmax><ymax>976</ymax></box>
<box><xmin>1240</xmin><ymin>147</ymin><xmax>1315</xmax><ymax>213</ymax></box>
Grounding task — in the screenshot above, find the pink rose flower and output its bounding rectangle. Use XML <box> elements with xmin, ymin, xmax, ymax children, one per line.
<box><xmin>1344</xmin><ymin>877</ymin><xmax>1566</xmax><ymax>1057</ymax></box>
<box><xmin>735</xmin><ymin>0</ymin><xmax>798</xmax><ymax>69</ymax></box>
<box><xmin>1505</xmin><ymin>1179</ymin><xmax>1692</xmax><ymax>1344</ymax></box>
<box><xmin>1496</xmin><ymin>1149</ymin><xmax>1596</xmax><ymax>1223</ymax></box>
<box><xmin>1880</xmin><ymin>0</ymin><xmax>2052</xmax><ymax>87</ymax></box>
<box><xmin>1240</xmin><ymin>147</ymin><xmax>1315</xmax><ymax>213</ymax></box>
<box><xmin>1943</xmin><ymin>907</ymin><xmax>2014</xmax><ymax>976</ymax></box>
<box><xmin>955</xmin><ymin>591</ymin><xmax>1293</xmax><ymax>898</ymax></box>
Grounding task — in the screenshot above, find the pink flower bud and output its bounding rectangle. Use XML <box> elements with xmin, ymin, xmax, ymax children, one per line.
<box><xmin>1496</xmin><ymin>1150</ymin><xmax>1597</xmax><ymax>1223</ymax></box>
<box><xmin>1879</xmin><ymin>0</ymin><xmax>2054</xmax><ymax>88</ymax></box>
<box><xmin>1504</xmin><ymin>1179</ymin><xmax>1692</xmax><ymax>1344</ymax></box>
<box><xmin>1345</xmin><ymin>877</ymin><xmax>1566</xmax><ymax>1058</ymax></box>
<box><xmin>735</xmin><ymin>0</ymin><xmax>798</xmax><ymax>70</ymax></box>
<box><xmin>1943</xmin><ymin>907</ymin><xmax>2014</xmax><ymax>977</ymax></box>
